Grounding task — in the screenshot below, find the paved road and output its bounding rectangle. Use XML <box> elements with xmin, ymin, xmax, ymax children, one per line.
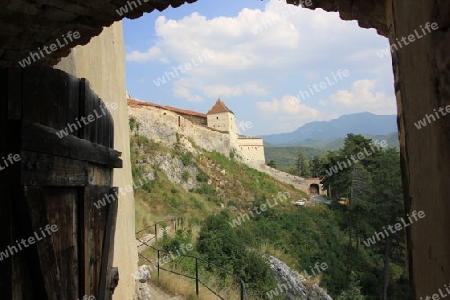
<box><xmin>309</xmin><ymin>194</ymin><xmax>328</xmax><ymax>205</ymax></box>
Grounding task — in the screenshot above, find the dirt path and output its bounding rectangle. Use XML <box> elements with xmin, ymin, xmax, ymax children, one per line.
<box><xmin>147</xmin><ymin>282</ymin><xmax>183</xmax><ymax>300</ymax></box>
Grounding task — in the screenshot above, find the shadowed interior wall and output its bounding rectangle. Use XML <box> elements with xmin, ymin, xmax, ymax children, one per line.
<box><xmin>386</xmin><ymin>0</ymin><xmax>450</xmax><ymax>298</ymax></box>
<box><xmin>55</xmin><ymin>21</ymin><xmax>138</xmax><ymax>300</ymax></box>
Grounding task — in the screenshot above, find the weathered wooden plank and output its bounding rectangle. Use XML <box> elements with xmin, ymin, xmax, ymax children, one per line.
<box><xmin>14</xmin><ymin>120</ymin><xmax>122</xmax><ymax>168</ymax></box>
<box><xmin>7</xmin><ymin>67</ymin><xmax>22</xmax><ymax>120</ymax></box>
<box><xmin>92</xmin><ymin>185</ymin><xmax>110</xmax><ymax>298</ymax></box>
<box><xmin>80</xmin><ymin>186</ymin><xmax>92</xmax><ymax>298</ymax></box>
<box><xmin>98</xmin><ymin>187</ymin><xmax>119</xmax><ymax>300</ymax></box>
<box><xmin>79</xmin><ymin>78</ymin><xmax>89</xmax><ymax>141</ymax></box>
<box><xmin>91</xmin><ymin>95</ymin><xmax>99</xmax><ymax>145</ymax></box>
<box><xmin>0</xmin><ymin>68</ymin><xmax>12</xmax><ymax>299</ymax></box>
<box><xmin>43</xmin><ymin>188</ymin><xmax>79</xmax><ymax>300</ymax></box>
<box><xmin>81</xmin><ymin>166</ymin><xmax>111</xmax><ymax>297</ymax></box>
<box><xmin>22</xmin><ymin>68</ymin><xmax>80</xmax><ymax>131</ymax></box>
<box><xmin>20</xmin><ymin>150</ymin><xmax>89</xmax><ymax>186</ymax></box>
<box><xmin>23</xmin><ymin>186</ymin><xmax>65</xmax><ymax>300</ymax></box>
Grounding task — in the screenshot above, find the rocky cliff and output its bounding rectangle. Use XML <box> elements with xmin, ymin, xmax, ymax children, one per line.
<box><xmin>265</xmin><ymin>255</ymin><xmax>333</xmax><ymax>300</ymax></box>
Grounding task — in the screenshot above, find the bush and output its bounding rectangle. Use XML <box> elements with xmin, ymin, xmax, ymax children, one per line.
<box><xmin>181</xmin><ymin>152</ymin><xmax>193</xmax><ymax>166</ymax></box>
<box><xmin>182</xmin><ymin>170</ymin><xmax>190</xmax><ymax>181</ymax></box>
<box><xmin>192</xmin><ymin>183</ymin><xmax>215</xmax><ymax>195</ymax></box>
<box><xmin>196</xmin><ymin>170</ymin><xmax>209</xmax><ymax>182</ymax></box>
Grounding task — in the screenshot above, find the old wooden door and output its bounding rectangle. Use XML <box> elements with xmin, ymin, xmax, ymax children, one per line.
<box><xmin>0</xmin><ymin>67</ymin><xmax>122</xmax><ymax>300</ymax></box>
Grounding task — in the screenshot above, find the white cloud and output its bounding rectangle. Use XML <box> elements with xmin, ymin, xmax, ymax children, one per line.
<box><xmin>327</xmin><ymin>79</ymin><xmax>396</xmax><ymax>114</ymax></box>
<box><xmin>257</xmin><ymin>94</ymin><xmax>321</xmax><ymax>120</ymax></box>
<box><xmin>125</xmin><ymin>0</ymin><xmax>394</xmax><ymax>135</ymax></box>
<box><xmin>173</xmin><ymin>79</ymin><xmax>203</xmax><ymax>102</ymax></box>
<box><xmin>126</xmin><ymin>46</ymin><xmax>166</xmax><ymax>62</ymax></box>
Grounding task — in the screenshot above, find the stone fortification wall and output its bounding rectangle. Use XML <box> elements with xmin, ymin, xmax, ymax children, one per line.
<box><xmin>237</xmin><ymin>137</ymin><xmax>265</xmax><ymax>164</ymax></box>
<box><xmin>128</xmin><ymin>103</ymin><xmax>231</xmax><ymax>157</ymax></box>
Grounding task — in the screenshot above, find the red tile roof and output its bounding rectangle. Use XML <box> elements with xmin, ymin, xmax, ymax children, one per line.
<box><xmin>127</xmin><ymin>98</ymin><xmax>207</xmax><ymax>118</ymax></box>
<box><xmin>207</xmin><ymin>99</ymin><xmax>234</xmax><ymax>115</ymax></box>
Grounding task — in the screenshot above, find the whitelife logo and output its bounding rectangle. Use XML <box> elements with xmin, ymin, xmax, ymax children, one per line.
<box><xmin>18</xmin><ymin>31</ymin><xmax>81</xmax><ymax>67</ymax></box>
<box><xmin>289</xmin><ymin>69</ymin><xmax>350</xmax><ymax>105</ymax></box>
<box><xmin>325</xmin><ymin>140</ymin><xmax>388</xmax><ymax>177</ymax></box>
<box><xmin>376</xmin><ymin>22</ymin><xmax>439</xmax><ymax>58</ymax></box>
<box><xmin>0</xmin><ymin>224</ymin><xmax>59</xmax><ymax>261</ymax></box>
<box><xmin>413</xmin><ymin>105</ymin><xmax>450</xmax><ymax>130</ymax></box>
<box><xmin>0</xmin><ymin>154</ymin><xmax>21</xmax><ymax>171</ymax></box>
<box><xmin>153</xmin><ymin>50</ymin><xmax>215</xmax><ymax>87</ymax></box>
<box><xmin>363</xmin><ymin>210</ymin><xmax>425</xmax><ymax>247</ymax></box>
<box><xmin>55</xmin><ymin>102</ymin><xmax>118</xmax><ymax>139</ymax></box>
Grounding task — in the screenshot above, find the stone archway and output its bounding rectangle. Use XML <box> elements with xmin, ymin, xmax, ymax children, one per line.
<box><xmin>0</xmin><ymin>1</ymin><xmax>448</xmax><ymax>299</ymax></box>
<box><xmin>309</xmin><ymin>183</ymin><xmax>320</xmax><ymax>195</ymax></box>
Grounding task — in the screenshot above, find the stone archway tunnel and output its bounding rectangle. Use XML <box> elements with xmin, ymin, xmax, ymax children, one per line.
<box><xmin>0</xmin><ymin>0</ymin><xmax>449</xmax><ymax>299</ymax></box>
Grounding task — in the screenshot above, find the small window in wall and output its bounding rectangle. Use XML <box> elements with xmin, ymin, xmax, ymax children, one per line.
<box><xmin>164</xmin><ymin>112</ymin><xmax>166</xmax><ymax>115</ymax></box>
<box><xmin>216</xmin><ymin>117</ymin><xmax>219</xmax><ymax>119</ymax></box>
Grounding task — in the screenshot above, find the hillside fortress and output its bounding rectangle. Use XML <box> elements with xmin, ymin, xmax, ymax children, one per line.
<box><xmin>128</xmin><ymin>98</ymin><xmax>266</xmax><ymax>167</ymax></box>
<box><xmin>128</xmin><ymin>98</ymin><xmax>326</xmax><ymax>196</ymax></box>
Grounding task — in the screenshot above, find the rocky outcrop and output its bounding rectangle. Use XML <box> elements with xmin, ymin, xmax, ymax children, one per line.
<box><xmin>265</xmin><ymin>255</ymin><xmax>332</xmax><ymax>300</ymax></box>
<box><xmin>134</xmin><ymin>265</ymin><xmax>152</xmax><ymax>300</ymax></box>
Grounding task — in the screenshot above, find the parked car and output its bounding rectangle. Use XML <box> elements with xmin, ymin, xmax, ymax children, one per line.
<box><xmin>324</xmin><ymin>200</ymin><xmax>333</xmax><ymax>205</ymax></box>
<box><xmin>294</xmin><ymin>199</ymin><xmax>306</xmax><ymax>206</ymax></box>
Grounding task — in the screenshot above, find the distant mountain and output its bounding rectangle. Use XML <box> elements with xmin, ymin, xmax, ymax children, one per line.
<box><xmin>261</xmin><ymin>112</ymin><xmax>397</xmax><ymax>145</ymax></box>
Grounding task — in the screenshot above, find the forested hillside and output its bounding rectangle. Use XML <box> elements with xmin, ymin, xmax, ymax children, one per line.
<box><xmin>131</xmin><ymin>116</ymin><xmax>410</xmax><ymax>299</ymax></box>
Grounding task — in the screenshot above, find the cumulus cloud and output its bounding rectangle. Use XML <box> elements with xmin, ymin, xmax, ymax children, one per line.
<box><xmin>327</xmin><ymin>79</ymin><xmax>396</xmax><ymax>115</ymax></box>
<box><xmin>126</xmin><ymin>46</ymin><xmax>166</xmax><ymax>62</ymax></box>
<box><xmin>124</xmin><ymin>0</ymin><xmax>395</xmax><ymax>135</ymax></box>
<box><xmin>256</xmin><ymin>95</ymin><xmax>320</xmax><ymax>121</ymax></box>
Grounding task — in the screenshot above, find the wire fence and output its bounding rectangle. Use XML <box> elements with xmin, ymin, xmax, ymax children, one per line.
<box><xmin>136</xmin><ymin>219</ymin><xmax>249</xmax><ymax>300</ymax></box>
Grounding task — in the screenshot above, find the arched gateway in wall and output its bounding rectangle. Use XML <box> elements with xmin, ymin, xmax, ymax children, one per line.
<box><xmin>0</xmin><ymin>1</ymin><xmax>448</xmax><ymax>299</ymax></box>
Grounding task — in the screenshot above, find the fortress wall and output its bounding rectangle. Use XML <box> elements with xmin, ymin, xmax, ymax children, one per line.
<box><xmin>237</xmin><ymin>138</ymin><xmax>265</xmax><ymax>164</ymax></box>
<box><xmin>207</xmin><ymin>112</ymin><xmax>232</xmax><ymax>132</ymax></box>
<box><xmin>129</xmin><ymin>105</ymin><xmax>230</xmax><ymax>156</ymax></box>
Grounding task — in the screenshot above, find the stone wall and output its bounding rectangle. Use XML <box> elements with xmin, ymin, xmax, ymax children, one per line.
<box><xmin>207</xmin><ymin>111</ymin><xmax>233</xmax><ymax>132</ymax></box>
<box><xmin>128</xmin><ymin>103</ymin><xmax>231</xmax><ymax>156</ymax></box>
<box><xmin>237</xmin><ymin>137</ymin><xmax>265</xmax><ymax>164</ymax></box>
<box><xmin>55</xmin><ymin>22</ymin><xmax>138</xmax><ymax>300</ymax></box>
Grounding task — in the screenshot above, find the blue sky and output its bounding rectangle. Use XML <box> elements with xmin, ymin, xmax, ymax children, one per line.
<box><xmin>123</xmin><ymin>0</ymin><xmax>396</xmax><ymax>136</ymax></box>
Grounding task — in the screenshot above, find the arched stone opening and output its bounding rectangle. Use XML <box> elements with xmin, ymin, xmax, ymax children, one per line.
<box><xmin>309</xmin><ymin>183</ymin><xmax>320</xmax><ymax>195</ymax></box>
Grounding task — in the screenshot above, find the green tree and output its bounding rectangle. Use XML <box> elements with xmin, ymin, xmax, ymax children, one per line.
<box><xmin>309</xmin><ymin>155</ymin><xmax>324</xmax><ymax>177</ymax></box>
<box><xmin>368</xmin><ymin>148</ymin><xmax>405</xmax><ymax>299</ymax></box>
<box><xmin>267</xmin><ymin>159</ymin><xmax>277</xmax><ymax>168</ymax></box>
<box><xmin>296</xmin><ymin>151</ymin><xmax>311</xmax><ymax>177</ymax></box>
<box><xmin>197</xmin><ymin>211</ymin><xmax>277</xmax><ymax>294</ymax></box>
<box><xmin>339</xmin><ymin>272</ymin><xmax>366</xmax><ymax>300</ymax></box>
<box><xmin>348</xmin><ymin>164</ymin><xmax>374</xmax><ymax>249</ymax></box>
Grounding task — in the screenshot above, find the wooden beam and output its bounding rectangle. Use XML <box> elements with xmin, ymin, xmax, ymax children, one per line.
<box><xmin>20</xmin><ymin>150</ymin><xmax>89</xmax><ymax>187</ymax></box>
<box><xmin>98</xmin><ymin>187</ymin><xmax>119</xmax><ymax>300</ymax></box>
<box><xmin>13</xmin><ymin>120</ymin><xmax>122</xmax><ymax>168</ymax></box>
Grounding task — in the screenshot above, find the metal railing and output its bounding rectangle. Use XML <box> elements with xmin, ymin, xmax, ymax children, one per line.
<box><xmin>136</xmin><ymin>217</ymin><xmax>184</xmax><ymax>242</ymax></box>
<box><xmin>136</xmin><ymin>219</ymin><xmax>249</xmax><ymax>300</ymax></box>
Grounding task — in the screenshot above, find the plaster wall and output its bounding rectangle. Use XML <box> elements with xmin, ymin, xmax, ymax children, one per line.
<box><xmin>207</xmin><ymin>112</ymin><xmax>233</xmax><ymax>132</ymax></box>
<box><xmin>237</xmin><ymin>138</ymin><xmax>265</xmax><ymax>164</ymax></box>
